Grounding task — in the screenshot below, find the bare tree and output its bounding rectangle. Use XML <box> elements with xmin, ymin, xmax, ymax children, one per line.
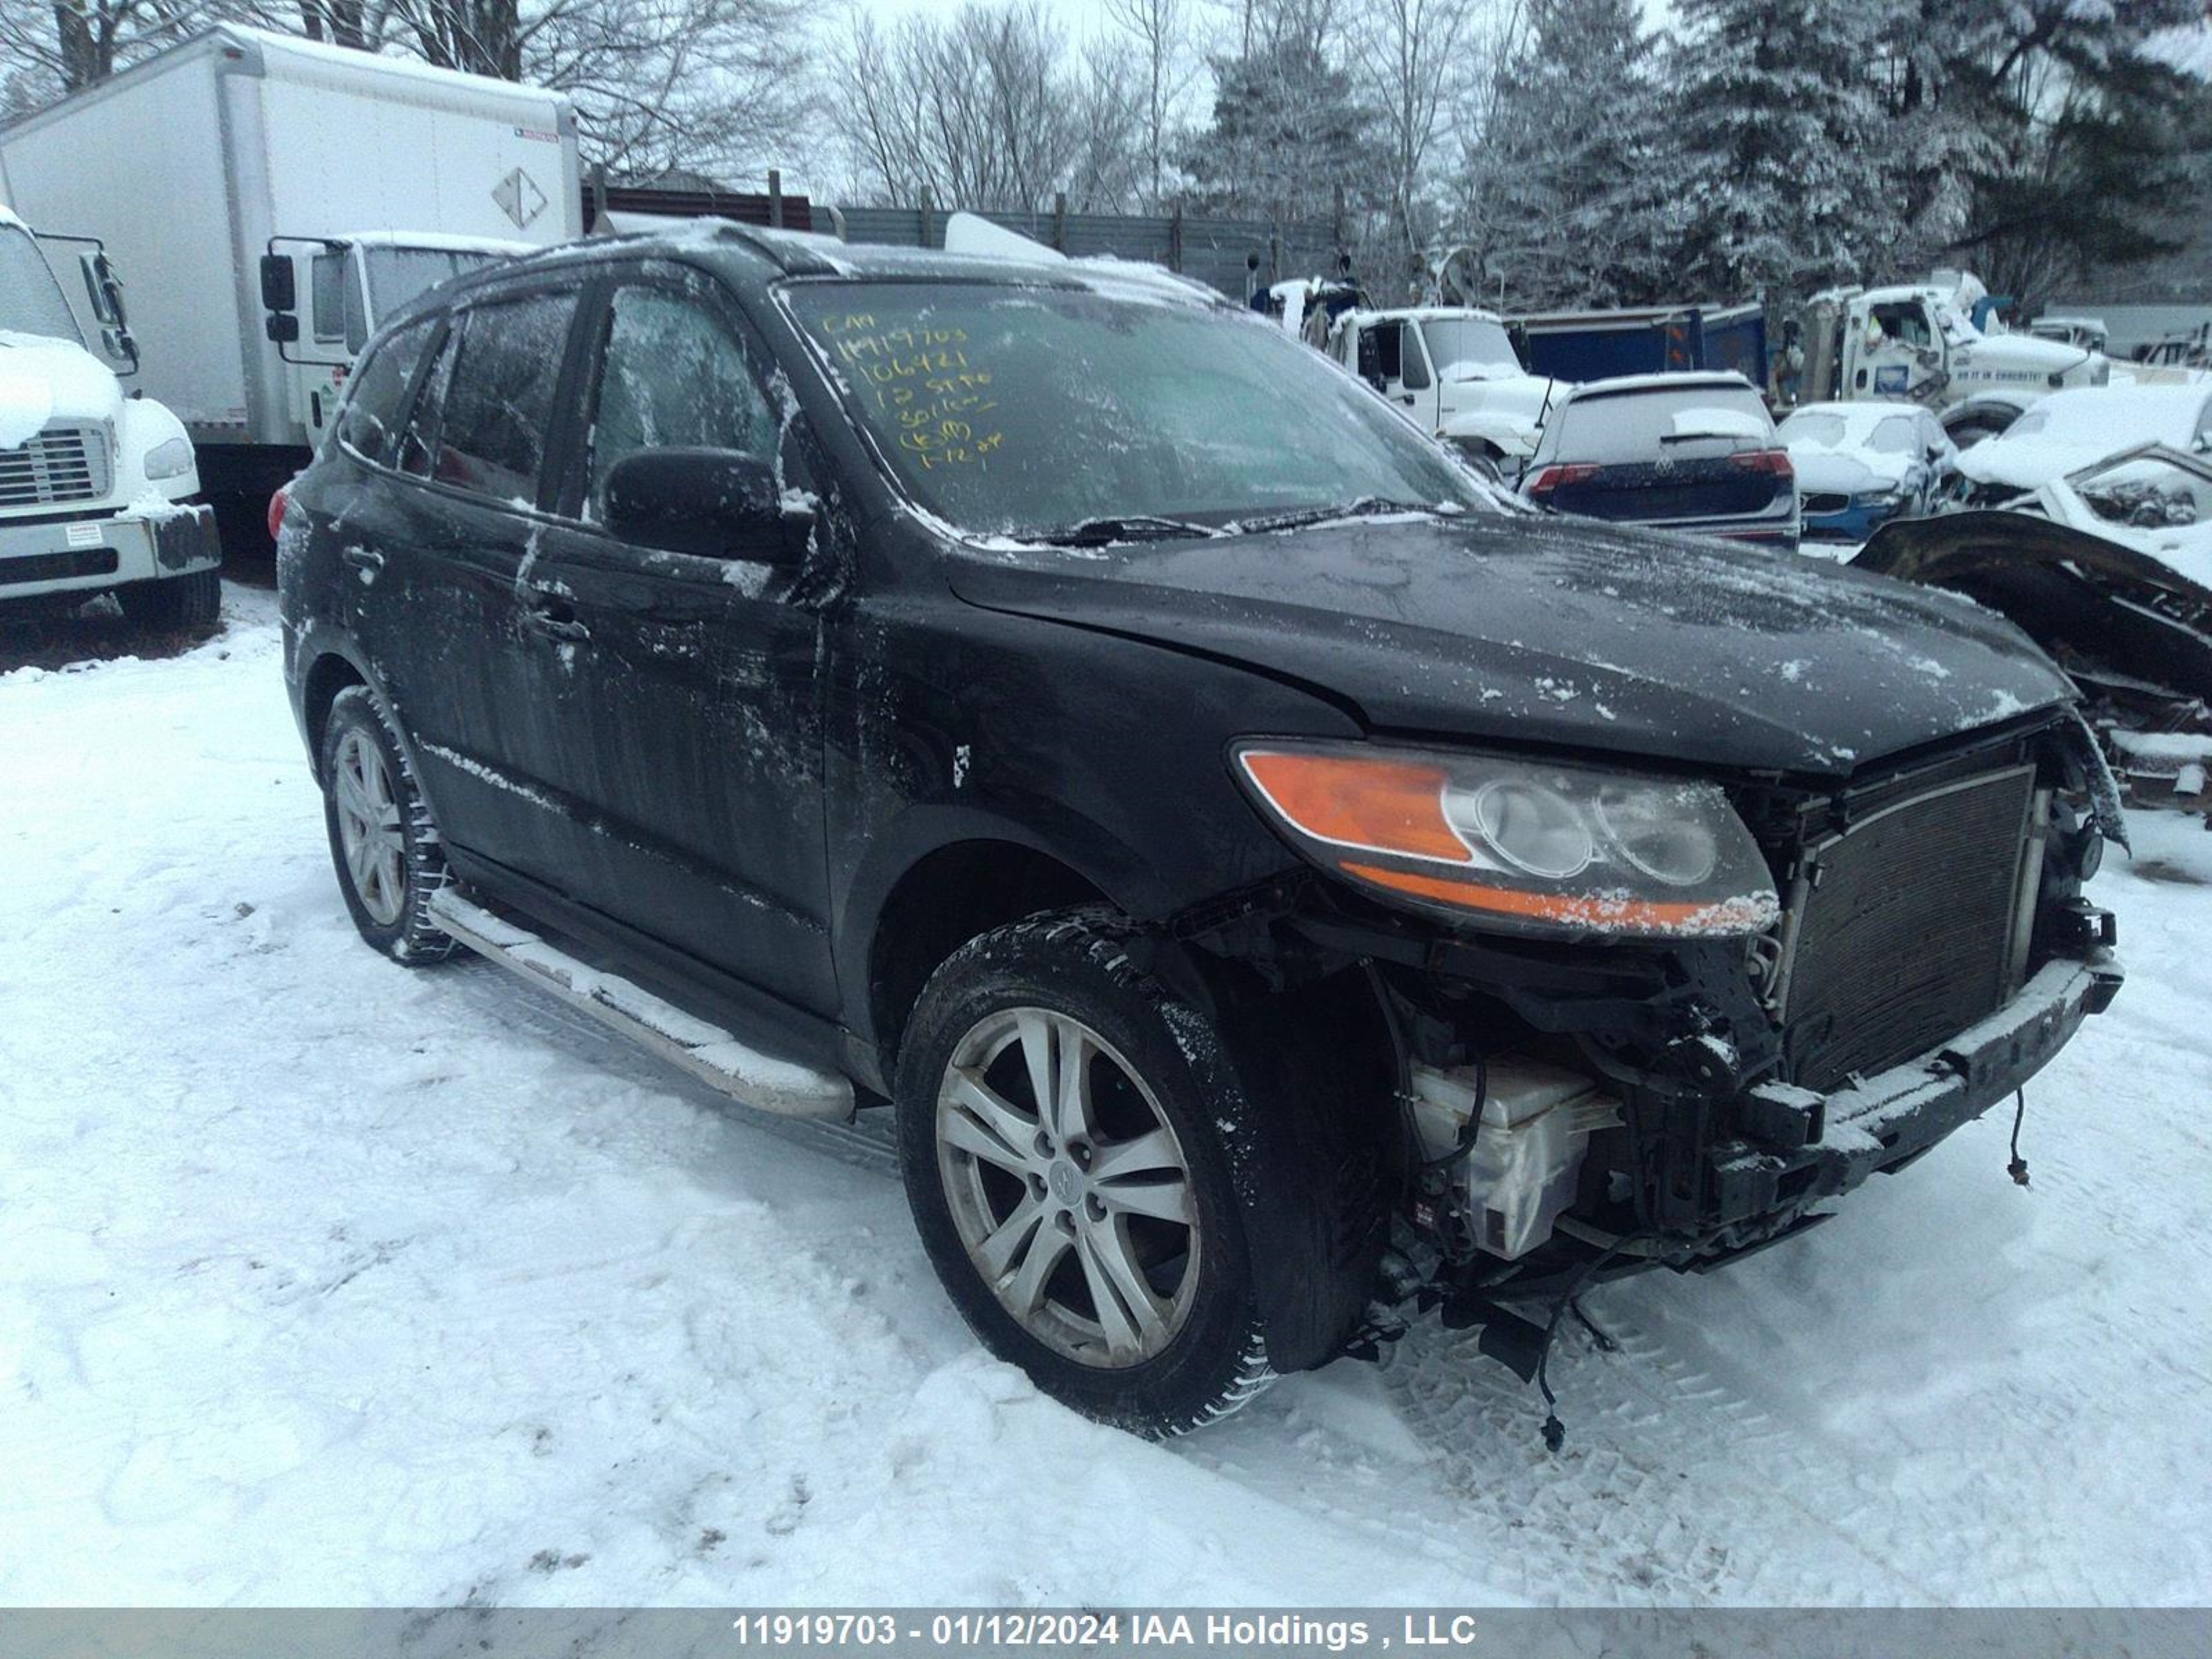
<box><xmin>1352</xmin><ymin>0</ymin><xmax>1476</xmax><ymax>292</ymax></box>
<box><xmin>838</xmin><ymin>1</ymin><xmax>1141</xmax><ymax>213</ymax></box>
<box><xmin>1104</xmin><ymin>0</ymin><xmax>1198</xmax><ymax>207</ymax></box>
<box><xmin>0</xmin><ymin>0</ymin><xmax>209</xmax><ymax>99</ymax></box>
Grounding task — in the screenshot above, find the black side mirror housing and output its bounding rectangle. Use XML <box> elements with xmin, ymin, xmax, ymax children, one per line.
<box><xmin>259</xmin><ymin>253</ymin><xmax>297</xmax><ymax>312</ymax></box>
<box><xmin>602</xmin><ymin>448</ymin><xmax>812</xmax><ymax>565</ymax></box>
<box><xmin>79</xmin><ymin>250</ymin><xmax>129</xmax><ymax>329</ymax></box>
<box><xmin>265</xmin><ymin>312</ymin><xmax>300</xmax><ymax>344</ymax></box>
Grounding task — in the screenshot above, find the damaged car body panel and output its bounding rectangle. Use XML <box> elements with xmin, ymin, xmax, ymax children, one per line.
<box><xmin>281</xmin><ymin>224</ymin><xmax>2124</xmax><ymax>1432</ymax></box>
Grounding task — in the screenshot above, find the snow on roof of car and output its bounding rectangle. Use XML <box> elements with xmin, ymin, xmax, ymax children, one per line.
<box><xmin>1563</xmin><ymin>370</ymin><xmax>1760</xmax><ymax>402</ymax></box>
<box><xmin>335</xmin><ymin>230</ymin><xmax>536</xmax><ymax>256</ymax></box>
<box><xmin>1781</xmin><ymin>400</ymin><xmax>1926</xmax><ymax>433</ymax></box>
<box><xmin>1343</xmin><ymin>306</ymin><xmax>1508</xmax><ymax>326</ymax></box>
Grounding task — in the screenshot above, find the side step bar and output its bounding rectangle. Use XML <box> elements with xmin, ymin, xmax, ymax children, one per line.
<box><xmin>427</xmin><ymin>886</ymin><xmax>855</xmax><ymax>1121</ymax></box>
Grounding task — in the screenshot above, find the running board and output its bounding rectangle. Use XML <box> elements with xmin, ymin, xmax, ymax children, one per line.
<box><xmin>427</xmin><ymin>887</ymin><xmax>855</xmax><ymax>1121</ymax></box>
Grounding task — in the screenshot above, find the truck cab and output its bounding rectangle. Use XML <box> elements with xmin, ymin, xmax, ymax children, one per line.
<box><xmin>261</xmin><ymin>232</ymin><xmax>532</xmax><ymax>449</ymax></box>
<box><xmin>0</xmin><ymin>205</ymin><xmax>220</xmax><ymax>628</ymax></box>
<box><xmin>1329</xmin><ymin>306</ymin><xmax>1561</xmax><ymax>478</ymax></box>
<box><xmin>1805</xmin><ymin>276</ymin><xmax>2106</xmax><ymax>444</ymax></box>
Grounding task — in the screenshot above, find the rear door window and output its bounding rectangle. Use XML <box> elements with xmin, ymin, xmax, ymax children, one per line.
<box><xmin>583</xmin><ymin>285</ymin><xmax>778</xmax><ymax>521</ymax></box>
<box><xmin>430</xmin><ymin>290</ymin><xmax>582</xmax><ymax>507</ymax></box>
<box><xmin>337</xmin><ymin>317</ymin><xmax>437</xmax><ymax>467</ymax></box>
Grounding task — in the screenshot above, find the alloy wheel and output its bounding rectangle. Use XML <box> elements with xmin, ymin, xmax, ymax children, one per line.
<box><xmin>332</xmin><ymin>728</ymin><xmax>407</xmax><ymax>928</ymax></box>
<box><xmin>935</xmin><ymin>1007</ymin><xmax>1201</xmax><ymax>1367</ymax></box>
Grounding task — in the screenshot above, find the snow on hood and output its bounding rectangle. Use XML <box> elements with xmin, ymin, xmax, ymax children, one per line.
<box><xmin>1957</xmin><ymin>384</ymin><xmax>2212</xmax><ymax>491</ymax></box>
<box><xmin>946</xmin><ymin>512</ymin><xmax>2074</xmax><ymax>778</ymax></box>
<box><xmin>1788</xmin><ymin>446</ymin><xmax>1912</xmax><ymax>495</ymax></box>
<box><xmin>0</xmin><ymin>332</ymin><xmax>120</xmax><ymax>448</ymax></box>
<box><xmin>1440</xmin><ymin>373</ymin><xmax>1558</xmax><ymax>422</ymax></box>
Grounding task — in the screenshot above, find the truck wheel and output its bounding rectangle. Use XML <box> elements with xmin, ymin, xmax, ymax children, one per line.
<box><xmin>116</xmin><ymin>568</ymin><xmax>221</xmax><ymax>635</ymax></box>
<box><xmin>895</xmin><ymin>909</ymin><xmax>1274</xmax><ymax>1436</ymax></box>
<box><xmin>317</xmin><ymin>686</ymin><xmax>455</xmax><ymax>966</ymax></box>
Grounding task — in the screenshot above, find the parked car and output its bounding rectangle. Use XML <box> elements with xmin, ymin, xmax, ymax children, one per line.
<box><xmin>1519</xmin><ymin>371</ymin><xmax>1800</xmax><ymax>547</ymax></box>
<box><xmin>1777</xmin><ymin>400</ymin><xmax>1957</xmax><ymax>540</ymax></box>
<box><xmin>1953</xmin><ymin>381</ymin><xmax>2212</xmax><ymax>506</ymax></box>
<box><xmin>279</xmin><ymin>225</ymin><xmax>2121</xmax><ymax>1436</ymax></box>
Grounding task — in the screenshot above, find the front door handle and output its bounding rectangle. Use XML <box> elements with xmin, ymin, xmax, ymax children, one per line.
<box><xmin>523</xmin><ymin>599</ymin><xmax>590</xmax><ymax>643</ymax></box>
<box><xmin>1396</xmin><ymin>393</ymin><xmax>1416</xmax><ymax>405</ymax></box>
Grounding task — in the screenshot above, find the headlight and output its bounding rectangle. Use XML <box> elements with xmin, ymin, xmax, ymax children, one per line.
<box><xmin>1235</xmin><ymin>742</ymin><xmax>1779</xmax><ymax>938</ymax></box>
<box><xmin>142</xmin><ymin>436</ymin><xmax>195</xmax><ymax>480</ymax></box>
<box><xmin>1851</xmin><ymin>487</ymin><xmax>1902</xmax><ymax>507</ymax></box>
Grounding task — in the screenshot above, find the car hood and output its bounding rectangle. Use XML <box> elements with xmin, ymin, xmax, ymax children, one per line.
<box><xmin>947</xmin><ymin>512</ymin><xmax>2074</xmax><ymax>777</ymax></box>
<box><xmin>1956</xmin><ymin>436</ymin><xmax>2105</xmax><ymax>492</ymax></box>
<box><xmin>1438</xmin><ymin>373</ymin><xmax>1557</xmax><ymax>421</ymax></box>
<box><xmin>1789</xmin><ymin>448</ymin><xmax>1912</xmax><ymax>496</ymax></box>
<box><xmin>0</xmin><ymin>330</ymin><xmax>123</xmax><ymax>447</ymax></box>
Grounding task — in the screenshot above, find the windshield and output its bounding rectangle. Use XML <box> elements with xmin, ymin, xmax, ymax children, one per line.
<box><xmin>362</xmin><ymin>246</ymin><xmax>516</xmax><ymax>326</ymax></box>
<box><xmin>0</xmin><ymin>225</ymin><xmax>84</xmax><ymax>346</ymax></box>
<box><xmin>1779</xmin><ymin>411</ymin><xmax>1845</xmax><ymax>447</ymax></box>
<box><xmin>1546</xmin><ymin>386</ymin><xmax>1772</xmax><ymax>464</ymax></box>
<box><xmin>1419</xmin><ymin>316</ymin><xmax>1519</xmax><ymax>379</ymax></box>
<box><xmin>789</xmin><ymin>280</ymin><xmax>1480</xmax><ymax>537</ymax></box>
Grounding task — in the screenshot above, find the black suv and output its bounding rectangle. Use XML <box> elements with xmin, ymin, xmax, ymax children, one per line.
<box><xmin>278</xmin><ymin>225</ymin><xmax>2121</xmax><ymax>1436</ymax></box>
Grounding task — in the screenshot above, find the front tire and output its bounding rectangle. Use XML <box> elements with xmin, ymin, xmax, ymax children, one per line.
<box><xmin>895</xmin><ymin>909</ymin><xmax>1273</xmax><ymax>1435</ymax></box>
<box><xmin>115</xmin><ymin>568</ymin><xmax>221</xmax><ymax>635</ymax></box>
<box><xmin>318</xmin><ymin>685</ymin><xmax>455</xmax><ymax>965</ymax></box>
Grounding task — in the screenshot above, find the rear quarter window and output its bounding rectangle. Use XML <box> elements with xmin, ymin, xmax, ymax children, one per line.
<box><xmin>336</xmin><ymin>317</ymin><xmax>437</xmax><ymax>467</ymax></box>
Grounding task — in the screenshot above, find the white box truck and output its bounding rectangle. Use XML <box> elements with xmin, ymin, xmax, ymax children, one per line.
<box><xmin>0</xmin><ymin>200</ymin><xmax>221</xmax><ymax>627</ymax></box>
<box><xmin>0</xmin><ymin>24</ymin><xmax>582</xmax><ymax>547</ymax></box>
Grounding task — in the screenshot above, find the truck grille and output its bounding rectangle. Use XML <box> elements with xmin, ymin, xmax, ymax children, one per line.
<box><xmin>1779</xmin><ymin>765</ymin><xmax>2038</xmax><ymax>1092</ymax></box>
<box><xmin>0</xmin><ymin>425</ymin><xmax>111</xmax><ymax>509</ymax></box>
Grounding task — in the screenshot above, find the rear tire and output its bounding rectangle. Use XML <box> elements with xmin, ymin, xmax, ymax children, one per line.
<box><xmin>318</xmin><ymin>685</ymin><xmax>456</xmax><ymax>966</ymax></box>
<box><xmin>115</xmin><ymin>568</ymin><xmax>221</xmax><ymax>635</ymax></box>
<box><xmin>894</xmin><ymin>908</ymin><xmax>1274</xmax><ymax>1436</ymax></box>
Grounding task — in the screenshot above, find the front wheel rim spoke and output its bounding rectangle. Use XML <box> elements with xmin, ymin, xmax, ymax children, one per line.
<box><xmin>1076</xmin><ymin>1224</ymin><xmax>1159</xmax><ymax>1357</ymax></box>
<box><xmin>942</xmin><ymin>1103</ymin><xmax>1031</xmax><ymax>1174</ymax></box>
<box><xmin>1098</xmin><ymin>1176</ymin><xmax>1194</xmax><ymax>1225</ymax></box>
<box><xmin>1006</xmin><ymin>1218</ymin><xmax>1074</xmax><ymax>1313</ymax></box>
<box><xmin>1051</xmin><ymin>1020</ymin><xmax>1096</xmax><ymax>1143</ymax></box>
<box><xmin>948</xmin><ymin>1069</ymin><xmax>1038</xmax><ymax>1153</ymax></box>
<box><xmin>974</xmin><ymin>1192</ymin><xmax>1046</xmax><ymax>1280</ymax></box>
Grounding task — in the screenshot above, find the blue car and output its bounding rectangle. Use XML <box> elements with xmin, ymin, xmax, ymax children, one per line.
<box><xmin>1779</xmin><ymin>401</ymin><xmax>1957</xmax><ymax>541</ymax></box>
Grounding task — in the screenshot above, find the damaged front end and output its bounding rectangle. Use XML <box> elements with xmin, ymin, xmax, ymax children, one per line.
<box><xmin>1183</xmin><ymin>713</ymin><xmax>2123</xmax><ymax>1396</ymax></box>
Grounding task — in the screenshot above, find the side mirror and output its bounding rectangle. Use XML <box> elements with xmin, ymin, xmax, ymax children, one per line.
<box><xmin>259</xmin><ymin>253</ymin><xmax>297</xmax><ymax>312</ymax></box>
<box><xmin>79</xmin><ymin>250</ymin><xmax>128</xmax><ymax>328</ymax></box>
<box><xmin>265</xmin><ymin>312</ymin><xmax>300</xmax><ymax>344</ymax></box>
<box><xmin>602</xmin><ymin>449</ymin><xmax>812</xmax><ymax>565</ymax></box>
<box><xmin>101</xmin><ymin>324</ymin><xmax>139</xmax><ymax>374</ymax></box>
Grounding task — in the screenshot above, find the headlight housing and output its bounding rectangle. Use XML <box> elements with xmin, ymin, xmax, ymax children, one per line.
<box><xmin>1235</xmin><ymin>742</ymin><xmax>1779</xmax><ymax>939</ymax></box>
<box><xmin>142</xmin><ymin>436</ymin><xmax>195</xmax><ymax>481</ymax></box>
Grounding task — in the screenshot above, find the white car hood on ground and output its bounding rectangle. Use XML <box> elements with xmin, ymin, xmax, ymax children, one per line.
<box><xmin>1789</xmin><ymin>447</ymin><xmax>1913</xmax><ymax>496</ymax></box>
<box><xmin>0</xmin><ymin>331</ymin><xmax>122</xmax><ymax>447</ymax></box>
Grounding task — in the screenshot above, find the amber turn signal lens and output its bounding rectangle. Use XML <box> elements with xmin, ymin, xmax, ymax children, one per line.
<box><xmin>1238</xmin><ymin>750</ymin><xmax>1470</xmax><ymax>865</ymax></box>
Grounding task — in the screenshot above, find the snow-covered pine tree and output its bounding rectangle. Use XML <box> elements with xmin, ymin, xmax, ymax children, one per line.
<box><xmin>1474</xmin><ymin>0</ymin><xmax>1687</xmax><ymax>308</ymax></box>
<box><xmin>1669</xmin><ymin>0</ymin><xmax>1899</xmax><ymax>298</ymax></box>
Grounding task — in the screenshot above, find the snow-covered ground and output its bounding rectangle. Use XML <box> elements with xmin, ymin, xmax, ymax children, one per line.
<box><xmin>3</xmin><ymin>586</ymin><xmax>2210</xmax><ymax>1606</ymax></box>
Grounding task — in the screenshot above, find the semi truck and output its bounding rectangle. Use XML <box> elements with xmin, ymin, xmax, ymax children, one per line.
<box><xmin>1324</xmin><ymin>306</ymin><xmax>1564</xmax><ymax>476</ymax></box>
<box><xmin>0</xmin><ymin>202</ymin><xmax>220</xmax><ymax>626</ymax></box>
<box><xmin>0</xmin><ymin>24</ymin><xmax>583</xmax><ymax>549</ymax></box>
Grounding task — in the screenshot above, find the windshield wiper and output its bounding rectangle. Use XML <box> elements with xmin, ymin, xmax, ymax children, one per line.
<box><xmin>1028</xmin><ymin>514</ymin><xmax>1224</xmax><ymax>547</ymax></box>
<box><xmin>1236</xmin><ymin>496</ymin><xmax>1438</xmax><ymax>533</ymax></box>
